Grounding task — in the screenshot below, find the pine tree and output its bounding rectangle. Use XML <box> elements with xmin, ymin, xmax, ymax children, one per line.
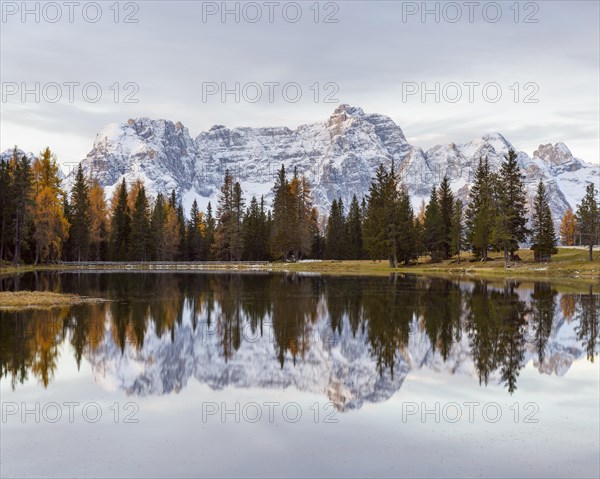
<box><xmin>530</xmin><ymin>181</ymin><xmax>557</xmax><ymax>261</ymax></box>
<box><xmin>424</xmin><ymin>186</ymin><xmax>444</xmax><ymax>262</ymax></box>
<box><xmin>109</xmin><ymin>179</ymin><xmax>130</xmax><ymax>261</ymax></box>
<box><xmin>575</xmin><ymin>182</ymin><xmax>599</xmax><ymax>261</ymax></box>
<box><xmin>438</xmin><ymin>175</ymin><xmax>455</xmax><ymax>259</ymax></box>
<box><xmin>450</xmin><ymin>199</ymin><xmax>464</xmax><ymax>262</ymax></box>
<box><xmin>129</xmin><ymin>185</ymin><xmax>151</xmax><ymax>261</ymax></box>
<box><xmin>493</xmin><ymin>150</ymin><xmax>530</xmax><ymax>265</ymax></box>
<box><xmin>70</xmin><ymin>164</ymin><xmax>91</xmax><ymax>262</ymax></box>
<box><xmin>559</xmin><ymin>208</ymin><xmax>577</xmax><ymax>246</ymax></box>
<box><xmin>466</xmin><ymin>158</ymin><xmax>494</xmax><ymax>261</ymax></box>
<box><xmin>10</xmin><ymin>153</ymin><xmax>34</xmax><ymax>265</ymax></box>
<box><xmin>346</xmin><ymin>195</ymin><xmax>363</xmax><ymax>260</ymax></box>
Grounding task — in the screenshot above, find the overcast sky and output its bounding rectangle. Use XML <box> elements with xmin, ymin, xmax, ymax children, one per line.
<box><xmin>1</xmin><ymin>0</ymin><xmax>599</xmax><ymax>169</ymax></box>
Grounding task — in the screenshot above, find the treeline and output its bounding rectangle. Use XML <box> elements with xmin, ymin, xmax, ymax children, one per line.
<box><xmin>1</xmin><ymin>146</ymin><xmax>598</xmax><ymax>266</ymax></box>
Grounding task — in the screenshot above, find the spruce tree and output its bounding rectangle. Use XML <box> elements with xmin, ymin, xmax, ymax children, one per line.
<box><xmin>242</xmin><ymin>196</ymin><xmax>264</xmax><ymax>260</ymax></box>
<box><xmin>187</xmin><ymin>199</ymin><xmax>203</xmax><ymax>261</ymax></box>
<box><xmin>575</xmin><ymin>182</ymin><xmax>599</xmax><ymax>261</ymax></box>
<box><xmin>214</xmin><ymin>170</ymin><xmax>234</xmax><ymax>260</ymax></box>
<box><xmin>530</xmin><ymin>180</ymin><xmax>557</xmax><ymax>261</ymax></box>
<box><xmin>11</xmin><ymin>153</ymin><xmax>34</xmax><ymax>266</ymax></box>
<box><xmin>396</xmin><ymin>187</ymin><xmax>416</xmax><ymax>264</ymax></box>
<box><xmin>450</xmin><ymin>199</ymin><xmax>464</xmax><ymax>262</ymax></box>
<box><xmin>0</xmin><ymin>154</ymin><xmax>12</xmax><ymax>261</ymax></box>
<box><xmin>466</xmin><ymin>158</ymin><xmax>494</xmax><ymax>261</ymax></box>
<box><xmin>150</xmin><ymin>192</ymin><xmax>167</xmax><ymax>260</ymax></box>
<box><xmin>231</xmin><ymin>181</ymin><xmax>245</xmax><ymax>261</ymax></box>
<box><xmin>438</xmin><ymin>175</ymin><xmax>455</xmax><ymax>259</ymax></box>
<box><xmin>363</xmin><ymin>163</ymin><xmax>401</xmax><ymax>267</ymax></box>
<box><xmin>325</xmin><ymin>199</ymin><xmax>346</xmax><ymax>259</ymax></box>
<box><xmin>70</xmin><ymin>164</ymin><xmax>91</xmax><ymax>262</ymax></box>
<box><xmin>346</xmin><ymin>194</ymin><xmax>363</xmax><ymax>260</ymax></box>
<box><xmin>493</xmin><ymin>150</ymin><xmax>530</xmax><ymax>265</ymax></box>
<box><xmin>270</xmin><ymin>165</ymin><xmax>294</xmax><ymax>260</ymax></box>
<box><xmin>205</xmin><ymin>202</ymin><xmax>216</xmax><ymax>260</ymax></box>
<box><xmin>109</xmin><ymin>179</ymin><xmax>130</xmax><ymax>261</ymax></box>
<box><xmin>129</xmin><ymin>185</ymin><xmax>151</xmax><ymax>261</ymax></box>
<box><xmin>424</xmin><ymin>186</ymin><xmax>444</xmax><ymax>262</ymax></box>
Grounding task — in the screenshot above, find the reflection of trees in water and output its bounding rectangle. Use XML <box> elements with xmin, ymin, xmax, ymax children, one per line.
<box><xmin>576</xmin><ymin>286</ymin><xmax>599</xmax><ymax>362</ymax></box>
<box><xmin>1</xmin><ymin>273</ymin><xmax>599</xmax><ymax>392</ymax></box>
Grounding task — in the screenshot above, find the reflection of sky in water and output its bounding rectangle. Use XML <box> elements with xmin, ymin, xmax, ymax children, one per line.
<box><xmin>1</xmin><ymin>273</ymin><xmax>599</xmax><ymax>477</ymax></box>
<box><xmin>3</xmin><ymin>349</ymin><xmax>598</xmax><ymax>478</ymax></box>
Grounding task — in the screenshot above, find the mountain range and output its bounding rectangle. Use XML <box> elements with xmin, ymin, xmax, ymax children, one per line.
<box><xmin>4</xmin><ymin>105</ymin><xmax>598</xmax><ymax>229</ymax></box>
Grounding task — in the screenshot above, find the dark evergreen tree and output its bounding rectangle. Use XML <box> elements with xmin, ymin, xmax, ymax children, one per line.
<box><xmin>325</xmin><ymin>199</ymin><xmax>346</xmax><ymax>259</ymax></box>
<box><xmin>363</xmin><ymin>163</ymin><xmax>401</xmax><ymax>267</ymax></box>
<box><xmin>424</xmin><ymin>186</ymin><xmax>444</xmax><ymax>261</ymax></box>
<box><xmin>438</xmin><ymin>175</ymin><xmax>455</xmax><ymax>259</ymax></box>
<box><xmin>69</xmin><ymin>164</ymin><xmax>91</xmax><ymax>262</ymax></box>
<box><xmin>109</xmin><ymin>179</ymin><xmax>130</xmax><ymax>261</ymax></box>
<box><xmin>450</xmin><ymin>199</ymin><xmax>464</xmax><ymax>261</ymax></box>
<box><xmin>10</xmin><ymin>154</ymin><xmax>34</xmax><ymax>265</ymax></box>
<box><xmin>204</xmin><ymin>202</ymin><xmax>216</xmax><ymax>260</ymax></box>
<box><xmin>187</xmin><ymin>199</ymin><xmax>203</xmax><ymax>261</ymax></box>
<box><xmin>396</xmin><ymin>187</ymin><xmax>416</xmax><ymax>265</ymax></box>
<box><xmin>493</xmin><ymin>150</ymin><xmax>530</xmax><ymax>265</ymax></box>
<box><xmin>242</xmin><ymin>196</ymin><xmax>267</xmax><ymax>260</ymax></box>
<box><xmin>530</xmin><ymin>180</ymin><xmax>557</xmax><ymax>261</ymax></box>
<box><xmin>129</xmin><ymin>185</ymin><xmax>151</xmax><ymax>261</ymax></box>
<box><xmin>150</xmin><ymin>192</ymin><xmax>167</xmax><ymax>260</ymax></box>
<box><xmin>346</xmin><ymin>194</ymin><xmax>363</xmax><ymax>260</ymax></box>
<box><xmin>466</xmin><ymin>158</ymin><xmax>494</xmax><ymax>261</ymax></box>
<box><xmin>575</xmin><ymin>182</ymin><xmax>599</xmax><ymax>261</ymax></box>
<box><xmin>270</xmin><ymin>165</ymin><xmax>294</xmax><ymax>260</ymax></box>
<box><xmin>231</xmin><ymin>182</ymin><xmax>245</xmax><ymax>261</ymax></box>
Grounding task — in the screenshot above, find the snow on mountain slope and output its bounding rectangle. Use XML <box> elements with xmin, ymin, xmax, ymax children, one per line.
<box><xmin>5</xmin><ymin>105</ymin><xmax>598</xmax><ymax>227</ymax></box>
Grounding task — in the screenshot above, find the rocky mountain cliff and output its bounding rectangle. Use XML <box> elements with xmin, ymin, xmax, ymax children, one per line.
<box><xmin>5</xmin><ymin>105</ymin><xmax>598</xmax><ymax>228</ymax></box>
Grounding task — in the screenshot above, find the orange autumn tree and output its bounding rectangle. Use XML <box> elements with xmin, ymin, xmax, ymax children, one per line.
<box><xmin>31</xmin><ymin>148</ymin><xmax>69</xmax><ymax>263</ymax></box>
<box><xmin>88</xmin><ymin>179</ymin><xmax>109</xmax><ymax>260</ymax></box>
<box><xmin>559</xmin><ymin>208</ymin><xmax>577</xmax><ymax>246</ymax></box>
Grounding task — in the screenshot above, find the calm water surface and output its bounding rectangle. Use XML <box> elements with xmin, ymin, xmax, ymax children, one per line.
<box><xmin>1</xmin><ymin>272</ymin><xmax>599</xmax><ymax>478</ymax></box>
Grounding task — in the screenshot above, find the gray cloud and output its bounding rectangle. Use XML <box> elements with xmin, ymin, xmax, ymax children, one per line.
<box><xmin>1</xmin><ymin>0</ymin><xmax>598</xmax><ymax>165</ymax></box>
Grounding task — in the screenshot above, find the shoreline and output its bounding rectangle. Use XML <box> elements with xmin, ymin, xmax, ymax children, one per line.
<box><xmin>1</xmin><ymin>248</ymin><xmax>598</xmax><ymax>284</ymax></box>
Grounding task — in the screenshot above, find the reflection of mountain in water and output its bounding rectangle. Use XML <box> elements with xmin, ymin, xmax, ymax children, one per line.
<box><xmin>83</xmin><ymin>277</ymin><xmax>598</xmax><ymax>410</ymax></box>
<box><xmin>1</xmin><ymin>274</ymin><xmax>598</xmax><ymax>410</ymax></box>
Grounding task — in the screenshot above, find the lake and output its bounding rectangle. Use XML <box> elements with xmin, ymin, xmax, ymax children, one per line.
<box><xmin>1</xmin><ymin>272</ymin><xmax>598</xmax><ymax>478</ymax></box>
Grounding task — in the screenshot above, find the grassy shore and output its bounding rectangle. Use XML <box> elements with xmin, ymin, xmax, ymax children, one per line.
<box><xmin>0</xmin><ymin>291</ymin><xmax>104</xmax><ymax>310</ymax></box>
<box><xmin>1</xmin><ymin>248</ymin><xmax>598</xmax><ymax>281</ymax></box>
<box><xmin>266</xmin><ymin>248</ymin><xmax>600</xmax><ymax>279</ymax></box>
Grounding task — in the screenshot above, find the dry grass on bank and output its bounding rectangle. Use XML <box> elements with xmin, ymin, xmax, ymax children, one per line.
<box><xmin>0</xmin><ymin>291</ymin><xmax>103</xmax><ymax>310</ymax></box>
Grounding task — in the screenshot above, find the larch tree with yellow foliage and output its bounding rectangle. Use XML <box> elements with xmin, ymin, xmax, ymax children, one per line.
<box><xmin>559</xmin><ymin>208</ymin><xmax>577</xmax><ymax>246</ymax></box>
<box><xmin>32</xmin><ymin>148</ymin><xmax>69</xmax><ymax>263</ymax></box>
